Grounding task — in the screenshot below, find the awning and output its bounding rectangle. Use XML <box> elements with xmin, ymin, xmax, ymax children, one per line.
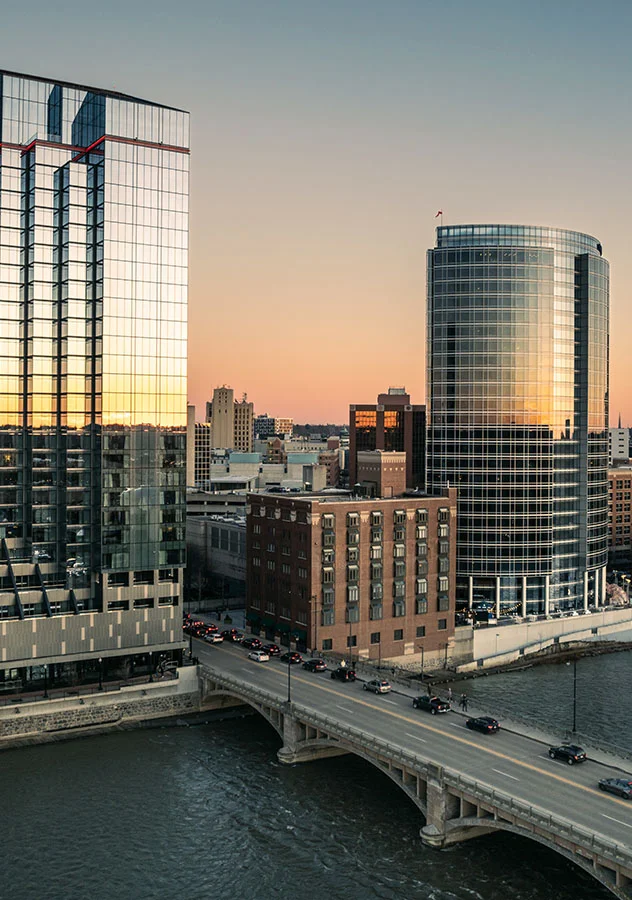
<box><xmin>245</xmin><ymin>611</ymin><xmax>260</xmax><ymax>623</ymax></box>
<box><xmin>292</xmin><ymin>629</ymin><xmax>307</xmax><ymax>640</ymax></box>
<box><xmin>261</xmin><ymin>616</ymin><xmax>276</xmax><ymax>628</ymax></box>
<box><xmin>276</xmin><ymin>621</ymin><xmax>291</xmax><ymax>633</ymax></box>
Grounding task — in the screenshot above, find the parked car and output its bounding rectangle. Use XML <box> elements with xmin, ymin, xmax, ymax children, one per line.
<box><xmin>599</xmin><ymin>778</ymin><xmax>632</xmax><ymax>799</ymax></box>
<box><xmin>302</xmin><ymin>659</ymin><xmax>327</xmax><ymax>672</ymax></box>
<box><xmin>279</xmin><ymin>652</ymin><xmax>303</xmax><ymax>665</ymax></box>
<box><xmin>203</xmin><ymin>632</ymin><xmax>224</xmax><ymax>644</ymax></box>
<box><xmin>330</xmin><ymin>667</ymin><xmax>356</xmax><ymax>682</ymax></box>
<box><xmin>204</xmin><ymin>624</ymin><xmax>219</xmax><ymax>634</ymax></box>
<box><xmin>412</xmin><ymin>695</ymin><xmax>451</xmax><ymax>714</ymax></box>
<box><xmin>241</xmin><ymin>638</ymin><xmax>263</xmax><ymax>650</ymax></box>
<box><xmin>548</xmin><ymin>744</ymin><xmax>587</xmax><ymax>765</ymax></box>
<box><xmin>263</xmin><ymin>644</ymin><xmax>281</xmax><ymax>656</ymax></box>
<box><xmin>466</xmin><ymin>716</ymin><xmax>500</xmax><ymax>734</ymax></box>
<box><xmin>248</xmin><ymin>649</ymin><xmax>270</xmax><ymax>663</ymax></box>
<box><xmin>220</xmin><ymin>630</ymin><xmax>243</xmax><ymax>643</ymax></box>
<box><xmin>363</xmin><ymin>679</ymin><xmax>392</xmax><ymax>694</ymax></box>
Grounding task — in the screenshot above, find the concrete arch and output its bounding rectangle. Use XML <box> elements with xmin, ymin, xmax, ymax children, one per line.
<box><xmin>203</xmin><ymin>688</ymin><xmax>285</xmax><ymax>741</ymax></box>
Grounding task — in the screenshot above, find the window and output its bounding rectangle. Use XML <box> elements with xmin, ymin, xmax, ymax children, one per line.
<box><xmin>439</xmin><ymin>556</ymin><xmax>450</xmax><ymax>573</ymax></box>
<box><xmin>346</xmin><ymin>564</ymin><xmax>359</xmax><ymax>584</ymax></box>
<box><xmin>371</xmin><ymin>511</ymin><xmax>383</xmax><ymax>525</ymax></box>
<box><xmin>253</xmin><ymin>524</ymin><xmax>261</xmax><ymax>534</ymax></box>
<box><xmin>346</xmin><ymin>634</ymin><xmax>357</xmax><ymax>647</ymax></box>
<box><xmin>394</xmin><ymin>509</ymin><xmax>406</xmax><ymax>525</ymax></box>
<box><xmin>438</xmin><ymin>576</ymin><xmax>449</xmax><ymax>592</ymax></box>
<box><xmin>281</xmin><ymin>545</ymin><xmax>291</xmax><ymax>556</ymax></box>
<box><xmin>252</xmin><ymin>557</ymin><xmax>261</xmax><ymax>567</ymax></box>
<box><xmin>416</xmin><ymin>598</ymin><xmax>428</xmax><ymax>615</ymax></box>
<box><xmin>416</xmin><ymin>525</ymin><xmax>427</xmax><ymax>540</ymax></box>
<box><xmin>393</xmin><ymin>543</ymin><xmax>405</xmax><ymax>558</ymax></box>
<box><xmin>267</xmin><ymin>542</ymin><xmax>276</xmax><ymax>552</ymax></box>
<box><xmin>439</xmin><ymin>540</ymin><xmax>450</xmax><ymax>556</ymax></box>
<box><xmin>393</xmin><ymin>526</ymin><xmax>406</xmax><ymax>541</ymax></box>
<box><xmin>371</xmin><ymin>527</ymin><xmax>383</xmax><ymax>542</ymax></box>
<box><xmin>322</xmin><ymin>638</ymin><xmax>333</xmax><ymax>650</ymax></box>
<box><xmin>370</xmin><ymin>604</ymin><xmax>383</xmax><ymax>620</ymax></box>
<box><xmin>347</xmin><ymin>512</ymin><xmax>360</xmax><ymax>527</ymax></box>
<box><xmin>347</xmin><ymin>529</ymin><xmax>359</xmax><ymax>545</ymax></box>
<box><xmin>416</xmin><ymin>541</ymin><xmax>427</xmax><ymax>557</ymax></box>
<box><xmin>416</xmin><ymin>625</ymin><xmax>426</xmax><ymax>638</ymax></box>
<box><xmin>438</xmin><ymin>508</ymin><xmax>450</xmax><ymax>523</ymax></box>
<box><xmin>370</xmin><ymin>632</ymin><xmax>381</xmax><ymax>644</ymax></box>
<box><xmin>322</xmin><ymin>587</ymin><xmax>335</xmax><ymax>606</ymax></box>
<box><xmin>347</xmin><ymin>547</ymin><xmax>359</xmax><ymax>562</ymax></box>
<box><xmin>322</xmin><ymin>514</ymin><xmax>335</xmax><ymax>529</ymax></box>
<box><xmin>416</xmin><ymin>509</ymin><xmax>428</xmax><ymax>524</ymax></box>
<box><xmin>394</xmin><ymin>628</ymin><xmax>404</xmax><ymax>641</ymax></box>
<box><xmin>371</xmin><ymin>562</ymin><xmax>383</xmax><ymax>580</ymax></box>
<box><xmin>438</xmin><ymin>618</ymin><xmax>447</xmax><ymax>631</ymax></box>
<box><xmin>437</xmin><ymin>595</ymin><xmax>450</xmax><ymax>611</ymax></box>
<box><xmin>252</xmin><ymin>540</ymin><xmax>260</xmax><ymax>550</ymax></box>
<box><xmin>416</xmin><ymin>577</ymin><xmax>428</xmax><ymax>595</ymax></box>
<box><xmin>267</xmin><ymin>560</ymin><xmax>276</xmax><ymax>571</ymax></box>
<box><xmin>323</xmin><ymin>532</ymin><xmax>335</xmax><ymax>547</ymax></box>
<box><xmin>438</xmin><ymin>524</ymin><xmax>449</xmax><ymax>538</ymax></box>
<box><xmin>370</xmin><ymin>545</ymin><xmax>382</xmax><ymax>560</ymax></box>
<box><xmin>371</xmin><ymin>582</ymin><xmax>383</xmax><ymax>600</ymax></box>
<box><xmin>322</xmin><ymin>548</ymin><xmax>335</xmax><ymax>564</ymax></box>
<box><xmin>281</xmin><ymin>607</ymin><xmax>291</xmax><ymax>619</ymax></box>
<box><xmin>393</xmin><ymin>599</ymin><xmax>406</xmax><ymax>617</ymax></box>
<box><xmin>394</xmin><ymin>560</ymin><xmax>406</xmax><ymax>578</ymax></box>
<box><xmin>322</xmin><ymin>567</ymin><xmax>334</xmax><ymax>584</ymax></box>
<box><xmin>347</xmin><ymin>585</ymin><xmax>359</xmax><ymax>603</ymax></box>
<box><xmin>417</xmin><ymin>559</ymin><xmax>428</xmax><ymax>575</ymax></box>
<box><xmin>281</xmin><ymin>563</ymin><xmax>291</xmax><ymax>575</ymax></box>
<box><xmin>322</xmin><ymin>609</ymin><xmax>335</xmax><ymax>626</ymax></box>
<box><xmin>298</xmin><ymin>567</ymin><xmax>307</xmax><ymax>579</ymax></box>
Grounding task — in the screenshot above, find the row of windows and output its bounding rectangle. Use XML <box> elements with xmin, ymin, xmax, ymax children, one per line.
<box><xmin>319</xmin><ymin>600</ymin><xmax>450</xmax><ymax>626</ymax></box>
<box><xmin>321</xmin><ymin>508</ymin><xmax>449</xmax><ymax>528</ymax></box>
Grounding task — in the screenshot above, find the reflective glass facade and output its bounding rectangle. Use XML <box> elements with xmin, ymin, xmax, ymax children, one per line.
<box><xmin>0</xmin><ymin>72</ymin><xmax>188</xmax><ymax>671</ymax></box>
<box><xmin>427</xmin><ymin>225</ymin><xmax>609</xmax><ymax>614</ymax></box>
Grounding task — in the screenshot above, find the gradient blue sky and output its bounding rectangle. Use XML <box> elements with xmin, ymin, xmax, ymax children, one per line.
<box><xmin>1</xmin><ymin>0</ymin><xmax>631</xmax><ymax>423</ymax></box>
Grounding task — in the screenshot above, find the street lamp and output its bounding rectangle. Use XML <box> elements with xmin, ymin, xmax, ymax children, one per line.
<box><xmin>287</xmin><ymin>656</ymin><xmax>292</xmax><ymax>704</ymax></box>
<box><xmin>43</xmin><ymin>664</ymin><xmax>49</xmax><ymax>699</ymax></box>
<box><xmin>348</xmin><ymin>612</ymin><xmax>354</xmax><ymax>669</ymax></box>
<box><xmin>566</xmin><ymin>657</ymin><xmax>577</xmax><ymax>733</ymax></box>
<box><xmin>417</xmin><ymin>642</ymin><xmax>425</xmax><ymax>684</ymax></box>
<box><xmin>310</xmin><ymin>594</ymin><xmax>318</xmax><ymax>658</ymax></box>
<box><xmin>98</xmin><ymin>657</ymin><xmax>103</xmax><ymax>691</ymax></box>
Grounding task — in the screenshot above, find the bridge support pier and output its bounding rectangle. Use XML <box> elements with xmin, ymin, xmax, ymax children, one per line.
<box><xmin>277</xmin><ymin>702</ymin><xmax>350</xmax><ymax>765</ymax></box>
<box><xmin>420</xmin><ymin>778</ymin><xmax>496</xmax><ymax>849</ymax></box>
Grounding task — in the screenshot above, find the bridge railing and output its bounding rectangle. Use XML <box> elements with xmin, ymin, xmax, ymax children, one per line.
<box><xmin>202</xmin><ymin>665</ymin><xmax>632</xmax><ymax>868</ymax></box>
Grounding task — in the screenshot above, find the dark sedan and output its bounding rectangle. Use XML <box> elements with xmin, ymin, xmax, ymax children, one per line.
<box><xmin>303</xmin><ymin>659</ymin><xmax>327</xmax><ymax>672</ymax></box>
<box><xmin>263</xmin><ymin>644</ymin><xmax>281</xmax><ymax>656</ymax></box>
<box><xmin>220</xmin><ymin>630</ymin><xmax>244</xmax><ymax>643</ymax></box>
<box><xmin>241</xmin><ymin>638</ymin><xmax>263</xmax><ymax>650</ymax></box>
<box><xmin>412</xmin><ymin>696</ymin><xmax>451</xmax><ymax>714</ymax></box>
<box><xmin>548</xmin><ymin>744</ymin><xmax>587</xmax><ymax>765</ymax></box>
<box><xmin>599</xmin><ymin>778</ymin><xmax>632</xmax><ymax>799</ymax></box>
<box><xmin>279</xmin><ymin>652</ymin><xmax>303</xmax><ymax>665</ymax></box>
<box><xmin>466</xmin><ymin>716</ymin><xmax>500</xmax><ymax>734</ymax></box>
<box><xmin>330</xmin><ymin>667</ymin><xmax>356</xmax><ymax>682</ymax></box>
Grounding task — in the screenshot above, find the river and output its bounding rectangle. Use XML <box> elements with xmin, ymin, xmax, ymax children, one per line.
<box><xmin>1</xmin><ymin>695</ymin><xmax>618</xmax><ymax>900</ymax></box>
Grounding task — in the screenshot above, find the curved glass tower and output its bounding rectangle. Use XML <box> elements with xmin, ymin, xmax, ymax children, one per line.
<box><xmin>427</xmin><ymin>225</ymin><xmax>609</xmax><ymax>615</ymax></box>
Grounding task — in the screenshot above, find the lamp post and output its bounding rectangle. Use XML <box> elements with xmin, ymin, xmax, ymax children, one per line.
<box><xmin>310</xmin><ymin>594</ymin><xmax>318</xmax><ymax>657</ymax></box>
<box><xmin>43</xmin><ymin>664</ymin><xmax>49</xmax><ymax>699</ymax></box>
<box><xmin>98</xmin><ymin>657</ymin><xmax>103</xmax><ymax>691</ymax></box>
<box><xmin>348</xmin><ymin>612</ymin><xmax>353</xmax><ymax>669</ymax></box>
<box><xmin>417</xmin><ymin>642</ymin><xmax>425</xmax><ymax>683</ymax></box>
<box><xmin>287</xmin><ymin>656</ymin><xmax>292</xmax><ymax>704</ymax></box>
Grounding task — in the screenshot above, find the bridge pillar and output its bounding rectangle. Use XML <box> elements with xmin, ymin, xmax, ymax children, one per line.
<box><xmin>276</xmin><ymin>702</ymin><xmax>351</xmax><ymax>765</ymax></box>
<box><xmin>420</xmin><ymin>775</ymin><xmax>495</xmax><ymax>849</ymax></box>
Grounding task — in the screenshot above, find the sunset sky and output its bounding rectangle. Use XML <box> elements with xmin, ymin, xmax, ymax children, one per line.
<box><xmin>2</xmin><ymin>0</ymin><xmax>631</xmax><ymax>424</ymax></box>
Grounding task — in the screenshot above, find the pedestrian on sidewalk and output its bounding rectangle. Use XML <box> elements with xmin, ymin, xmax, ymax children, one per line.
<box><xmin>462</xmin><ymin>694</ymin><xmax>468</xmax><ymax>712</ymax></box>
<box><xmin>447</xmin><ymin>687</ymin><xmax>453</xmax><ymax>702</ymax></box>
<box><xmin>459</xmin><ymin>693</ymin><xmax>466</xmax><ymax>710</ymax></box>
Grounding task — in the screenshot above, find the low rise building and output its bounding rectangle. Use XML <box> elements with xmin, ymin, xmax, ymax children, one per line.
<box><xmin>187</xmin><ymin>515</ymin><xmax>247</xmax><ymax>607</ymax></box>
<box><xmin>608</xmin><ymin>467</ymin><xmax>632</xmax><ymax>555</ymax></box>
<box><xmin>246</xmin><ymin>488</ymin><xmax>457</xmax><ymax>666</ymax></box>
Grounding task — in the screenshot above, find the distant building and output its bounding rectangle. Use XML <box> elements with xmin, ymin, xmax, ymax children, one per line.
<box><xmin>187</xmin><ymin>515</ymin><xmax>247</xmax><ymax>606</ymax></box>
<box><xmin>254</xmin><ymin>414</ymin><xmax>276</xmax><ymax>439</ymax></box>
<box><xmin>349</xmin><ymin>388</ymin><xmax>426</xmax><ymax>490</ymax></box>
<box><xmin>274</xmin><ymin>417</ymin><xmax>294</xmax><ymax>437</ymax></box>
<box><xmin>609</xmin><ymin>426</ymin><xmax>630</xmax><ymax>464</ymax></box>
<box><xmin>608</xmin><ymin>468</ymin><xmax>632</xmax><ymax>553</ymax></box>
<box><xmin>203</xmin><ymin>386</ymin><xmax>253</xmax><ymax>452</ymax></box>
<box><xmin>357</xmin><ymin>450</ymin><xmax>407</xmax><ymax>498</ymax></box>
<box><xmin>246</xmin><ymin>488</ymin><xmax>457</xmax><ymax>665</ymax></box>
<box><xmin>234</xmin><ymin>396</ymin><xmax>254</xmax><ymax>452</ymax></box>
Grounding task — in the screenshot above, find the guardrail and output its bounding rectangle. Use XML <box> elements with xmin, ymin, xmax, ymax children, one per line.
<box><xmin>202</xmin><ymin>663</ymin><xmax>632</xmax><ymax>868</ymax></box>
<box><xmin>0</xmin><ymin>672</ymin><xmax>178</xmax><ymax>707</ymax></box>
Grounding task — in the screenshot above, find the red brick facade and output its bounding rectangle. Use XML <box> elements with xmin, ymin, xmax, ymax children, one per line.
<box><xmin>246</xmin><ymin>489</ymin><xmax>457</xmax><ymax>663</ymax></box>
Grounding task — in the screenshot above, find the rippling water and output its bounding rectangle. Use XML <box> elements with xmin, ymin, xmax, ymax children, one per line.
<box><xmin>1</xmin><ymin>713</ymin><xmax>611</xmax><ymax>900</ymax></box>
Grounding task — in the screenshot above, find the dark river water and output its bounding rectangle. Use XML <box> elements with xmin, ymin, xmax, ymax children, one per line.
<box><xmin>1</xmin><ymin>688</ymin><xmax>618</xmax><ymax>900</ymax></box>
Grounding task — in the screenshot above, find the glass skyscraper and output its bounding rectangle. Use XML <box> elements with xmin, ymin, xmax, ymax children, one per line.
<box><xmin>0</xmin><ymin>71</ymin><xmax>188</xmax><ymax>688</ymax></box>
<box><xmin>427</xmin><ymin>225</ymin><xmax>609</xmax><ymax>615</ymax></box>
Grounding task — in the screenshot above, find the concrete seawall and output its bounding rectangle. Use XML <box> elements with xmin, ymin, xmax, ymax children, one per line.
<box><xmin>0</xmin><ymin>667</ymin><xmax>201</xmax><ymax>750</ymax></box>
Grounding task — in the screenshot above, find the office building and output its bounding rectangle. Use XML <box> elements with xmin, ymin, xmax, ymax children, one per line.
<box><xmin>207</xmin><ymin>386</ymin><xmax>234</xmax><ymax>449</ymax></box>
<box><xmin>0</xmin><ymin>71</ymin><xmax>189</xmax><ymax>689</ymax></box>
<box><xmin>254</xmin><ymin>414</ymin><xmax>276</xmax><ymax>439</ymax></box>
<box><xmin>234</xmin><ymin>395</ymin><xmax>254</xmax><ymax>452</ymax></box>
<box><xmin>357</xmin><ymin>450</ymin><xmax>407</xmax><ymax>498</ymax></box>
<box><xmin>349</xmin><ymin>388</ymin><xmax>426</xmax><ymax>490</ymax></box>
<box><xmin>609</xmin><ymin>425</ymin><xmax>630</xmax><ymax>464</ymax></box>
<box><xmin>245</xmin><ymin>488</ymin><xmax>457</xmax><ymax>665</ymax></box>
<box><xmin>427</xmin><ymin>225</ymin><xmax>609</xmax><ymax>614</ymax></box>
<box><xmin>274</xmin><ymin>417</ymin><xmax>294</xmax><ymax>438</ymax></box>
<box><xmin>608</xmin><ymin>468</ymin><xmax>632</xmax><ymax>554</ymax></box>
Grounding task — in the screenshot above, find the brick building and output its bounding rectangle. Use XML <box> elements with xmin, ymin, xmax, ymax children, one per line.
<box><xmin>349</xmin><ymin>387</ymin><xmax>426</xmax><ymax>490</ymax></box>
<box><xmin>246</xmin><ymin>488</ymin><xmax>457</xmax><ymax>666</ymax></box>
<box><xmin>608</xmin><ymin>467</ymin><xmax>632</xmax><ymax>554</ymax></box>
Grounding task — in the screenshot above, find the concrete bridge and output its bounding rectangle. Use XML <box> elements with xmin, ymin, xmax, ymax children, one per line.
<box><xmin>200</xmin><ymin>659</ymin><xmax>632</xmax><ymax>899</ymax></box>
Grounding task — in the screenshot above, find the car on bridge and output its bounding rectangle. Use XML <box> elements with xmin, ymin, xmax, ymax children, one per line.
<box><xmin>241</xmin><ymin>638</ymin><xmax>263</xmax><ymax>650</ymax></box>
<box><xmin>203</xmin><ymin>632</ymin><xmax>223</xmax><ymax>644</ymax></box>
<box><xmin>363</xmin><ymin>679</ymin><xmax>392</xmax><ymax>694</ymax></box>
<box><xmin>248</xmin><ymin>649</ymin><xmax>270</xmax><ymax>663</ymax></box>
<box><xmin>330</xmin><ymin>667</ymin><xmax>356</xmax><ymax>682</ymax></box>
<box><xmin>412</xmin><ymin>696</ymin><xmax>450</xmax><ymax>714</ymax></box>
<box><xmin>279</xmin><ymin>652</ymin><xmax>303</xmax><ymax>665</ymax></box>
<box><xmin>263</xmin><ymin>644</ymin><xmax>280</xmax><ymax>656</ymax></box>
<box><xmin>302</xmin><ymin>659</ymin><xmax>327</xmax><ymax>672</ymax></box>
<box><xmin>466</xmin><ymin>716</ymin><xmax>500</xmax><ymax>734</ymax></box>
<box><xmin>548</xmin><ymin>744</ymin><xmax>587</xmax><ymax>765</ymax></box>
<box><xmin>598</xmin><ymin>777</ymin><xmax>632</xmax><ymax>799</ymax></box>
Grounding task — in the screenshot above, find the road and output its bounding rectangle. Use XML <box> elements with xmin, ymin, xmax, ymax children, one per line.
<box><xmin>195</xmin><ymin>637</ymin><xmax>632</xmax><ymax>851</ymax></box>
